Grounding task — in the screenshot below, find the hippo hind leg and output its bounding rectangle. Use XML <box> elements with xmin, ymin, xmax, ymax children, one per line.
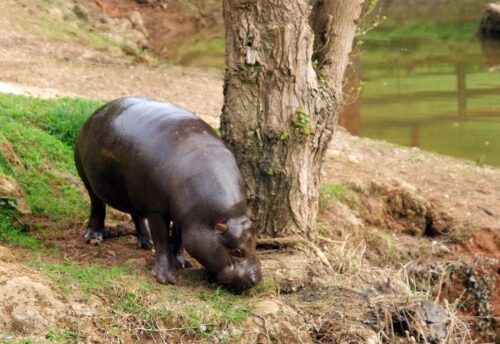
<box><xmin>171</xmin><ymin>224</ymin><xmax>192</xmax><ymax>269</ymax></box>
<box><xmin>131</xmin><ymin>215</ymin><xmax>154</xmax><ymax>250</ymax></box>
<box><xmin>83</xmin><ymin>193</ymin><xmax>106</xmax><ymax>245</ymax></box>
<box><xmin>75</xmin><ymin>153</ymin><xmax>106</xmax><ymax>245</ymax></box>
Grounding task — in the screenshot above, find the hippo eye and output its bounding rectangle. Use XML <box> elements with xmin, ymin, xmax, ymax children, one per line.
<box><xmin>232</xmin><ymin>249</ymin><xmax>244</xmax><ymax>257</ymax></box>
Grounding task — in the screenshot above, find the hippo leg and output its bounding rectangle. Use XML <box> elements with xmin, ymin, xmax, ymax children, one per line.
<box><xmin>131</xmin><ymin>215</ymin><xmax>154</xmax><ymax>250</ymax></box>
<box><xmin>83</xmin><ymin>194</ymin><xmax>106</xmax><ymax>245</ymax></box>
<box><xmin>171</xmin><ymin>224</ymin><xmax>192</xmax><ymax>269</ymax></box>
<box><xmin>148</xmin><ymin>213</ymin><xmax>177</xmax><ymax>284</ymax></box>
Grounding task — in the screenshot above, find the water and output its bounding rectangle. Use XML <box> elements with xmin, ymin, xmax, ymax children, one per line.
<box><xmin>340</xmin><ymin>0</ymin><xmax>500</xmax><ymax>166</ymax></box>
<box><xmin>163</xmin><ymin>0</ymin><xmax>500</xmax><ymax>167</ymax></box>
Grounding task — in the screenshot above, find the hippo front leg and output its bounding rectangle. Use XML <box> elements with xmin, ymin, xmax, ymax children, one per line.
<box><xmin>147</xmin><ymin>213</ymin><xmax>177</xmax><ymax>284</ymax></box>
<box><xmin>171</xmin><ymin>224</ymin><xmax>192</xmax><ymax>269</ymax></box>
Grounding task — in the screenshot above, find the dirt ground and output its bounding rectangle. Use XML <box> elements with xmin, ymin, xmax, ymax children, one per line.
<box><xmin>1</xmin><ymin>0</ymin><xmax>499</xmax><ymax>342</ymax></box>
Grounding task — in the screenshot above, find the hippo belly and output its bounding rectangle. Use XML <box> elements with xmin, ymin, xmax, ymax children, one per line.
<box><xmin>74</xmin><ymin>97</ymin><xmax>262</xmax><ymax>292</ymax></box>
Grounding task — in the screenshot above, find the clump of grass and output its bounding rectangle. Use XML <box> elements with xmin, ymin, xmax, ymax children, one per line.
<box><xmin>0</xmin><ymin>209</ymin><xmax>39</xmax><ymax>249</ymax></box>
<box><xmin>319</xmin><ymin>182</ymin><xmax>349</xmax><ymax>209</ymax></box>
<box><xmin>248</xmin><ymin>276</ymin><xmax>279</xmax><ymax>297</ymax></box>
<box><xmin>196</xmin><ymin>288</ymin><xmax>249</xmax><ymax>324</ymax></box>
<box><xmin>37</xmin><ymin>262</ymin><xmax>132</xmax><ymax>299</ymax></box>
<box><xmin>44</xmin><ymin>328</ymin><xmax>81</xmax><ymax>343</ymax></box>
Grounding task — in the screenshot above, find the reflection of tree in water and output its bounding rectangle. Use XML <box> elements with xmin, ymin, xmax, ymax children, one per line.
<box><xmin>480</xmin><ymin>40</ymin><xmax>500</xmax><ymax>71</ymax></box>
<box><xmin>339</xmin><ymin>52</ymin><xmax>362</xmax><ymax>135</ymax></box>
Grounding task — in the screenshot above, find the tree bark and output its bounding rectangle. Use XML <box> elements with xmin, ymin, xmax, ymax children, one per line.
<box><xmin>221</xmin><ymin>0</ymin><xmax>364</xmax><ymax>239</ymax></box>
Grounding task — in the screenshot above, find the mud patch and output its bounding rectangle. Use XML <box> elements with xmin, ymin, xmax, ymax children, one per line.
<box><xmin>458</xmin><ymin>228</ymin><xmax>500</xmax><ymax>260</ymax></box>
<box><xmin>344</xmin><ymin>180</ymin><xmax>452</xmax><ymax>236</ymax></box>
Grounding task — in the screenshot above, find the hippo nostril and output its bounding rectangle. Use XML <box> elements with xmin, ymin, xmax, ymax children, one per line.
<box><xmin>248</xmin><ymin>276</ymin><xmax>257</xmax><ymax>288</ymax></box>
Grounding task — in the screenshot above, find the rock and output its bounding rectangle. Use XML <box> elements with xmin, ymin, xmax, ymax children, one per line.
<box><xmin>313</xmin><ymin>319</ymin><xmax>381</xmax><ymax>344</ymax></box>
<box><xmin>240</xmin><ymin>299</ymin><xmax>313</xmax><ymax>344</ymax></box>
<box><xmin>0</xmin><ymin>274</ymin><xmax>66</xmax><ymax>333</ymax></box>
<box><xmin>70</xmin><ymin>302</ymin><xmax>95</xmax><ymax>317</ymax></box>
<box><xmin>387</xmin><ymin>301</ymin><xmax>449</xmax><ymax>343</ymax></box>
<box><xmin>129</xmin><ymin>10</ymin><xmax>148</xmax><ymax>37</ymax></box>
<box><xmin>415</xmin><ymin>301</ymin><xmax>449</xmax><ymax>340</ymax></box>
<box><xmin>0</xmin><ymin>175</ymin><xmax>30</xmax><ymax>214</ymax></box>
<box><xmin>478</xmin><ymin>3</ymin><xmax>500</xmax><ymax>40</ymax></box>
<box><xmin>125</xmin><ymin>257</ymin><xmax>147</xmax><ymax>266</ymax></box>
<box><xmin>0</xmin><ymin>246</ymin><xmax>14</xmax><ymax>262</ymax></box>
<box><xmin>73</xmin><ymin>3</ymin><xmax>89</xmax><ymax>21</ymax></box>
<box><xmin>121</xmin><ymin>41</ymin><xmax>140</xmax><ymax>56</ymax></box>
<box><xmin>47</xmin><ymin>7</ymin><xmax>64</xmax><ymax>21</ymax></box>
<box><xmin>261</xmin><ymin>254</ymin><xmax>311</xmax><ymax>293</ymax></box>
<box><xmin>253</xmin><ymin>300</ymin><xmax>281</xmax><ymax>316</ymax></box>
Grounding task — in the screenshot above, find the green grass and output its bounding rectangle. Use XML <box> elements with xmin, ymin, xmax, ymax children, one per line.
<box><xmin>196</xmin><ymin>288</ymin><xmax>248</xmax><ymax>324</ymax></box>
<box><xmin>0</xmin><ymin>209</ymin><xmax>39</xmax><ymax>249</ymax></box>
<box><xmin>37</xmin><ymin>262</ymin><xmax>132</xmax><ymax>298</ymax></box>
<box><xmin>0</xmin><ymin>94</ymin><xmax>103</xmax><ymax>244</ymax></box>
<box><xmin>44</xmin><ymin>328</ymin><xmax>81</xmax><ymax>344</ymax></box>
<box><xmin>319</xmin><ymin>183</ymin><xmax>349</xmax><ymax>209</ymax></box>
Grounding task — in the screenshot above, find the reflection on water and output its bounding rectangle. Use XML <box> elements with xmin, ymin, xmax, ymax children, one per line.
<box><xmin>340</xmin><ymin>0</ymin><xmax>500</xmax><ymax>166</ymax></box>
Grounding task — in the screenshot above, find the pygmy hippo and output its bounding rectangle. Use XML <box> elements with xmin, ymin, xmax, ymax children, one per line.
<box><xmin>74</xmin><ymin>97</ymin><xmax>262</xmax><ymax>292</ymax></box>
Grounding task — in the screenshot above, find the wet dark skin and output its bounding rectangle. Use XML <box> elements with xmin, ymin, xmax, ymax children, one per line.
<box><xmin>74</xmin><ymin>97</ymin><xmax>262</xmax><ymax>292</ymax></box>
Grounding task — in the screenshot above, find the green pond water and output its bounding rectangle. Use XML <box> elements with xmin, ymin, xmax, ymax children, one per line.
<box><xmin>166</xmin><ymin>0</ymin><xmax>500</xmax><ymax>167</ymax></box>
<box><xmin>342</xmin><ymin>0</ymin><xmax>500</xmax><ymax>167</ymax></box>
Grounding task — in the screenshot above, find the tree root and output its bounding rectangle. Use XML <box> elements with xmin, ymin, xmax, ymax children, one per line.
<box><xmin>257</xmin><ymin>236</ymin><xmax>333</xmax><ymax>271</ymax></box>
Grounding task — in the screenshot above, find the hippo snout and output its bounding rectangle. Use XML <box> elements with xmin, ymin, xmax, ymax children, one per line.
<box><xmin>217</xmin><ymin>256</ymin><xmax>262</xmax><ymax>292</ymax></box>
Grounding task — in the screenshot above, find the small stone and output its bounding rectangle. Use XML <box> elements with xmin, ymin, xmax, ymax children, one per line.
<box><xmin>70</xmin><ymin>302</ymin><xmax>94</xmax><ymax>317</ymax></box>
<box><xmin>0</xmin><ymin>246</ymin><xmax>14</xmax><ymax>262</ymax></box>
<box><xmin>125</xmin><ymin>258</ymin><xmax>147</xmax><ymax>266</ymax></box>
<box><xmin>254</xmin><ymin>300</ymin><xmax>281</xmax><ymax>316</ymax></box>
<box><xmin>73</xmin><ymin>3</ymin><xmax>89</xmax><ymax>21</ymax></box>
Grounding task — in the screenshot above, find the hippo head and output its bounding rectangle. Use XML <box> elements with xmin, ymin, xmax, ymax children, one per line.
<box><xmin>215</xmin><ymin>215</ymin><xmax>262</xmax><ymax>292</ymax></box>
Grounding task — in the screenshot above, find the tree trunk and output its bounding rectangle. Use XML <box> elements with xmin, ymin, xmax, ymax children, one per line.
<box><xmin>221</xmin><ymin>0</ymin><xmax>364</xmax><ymax>239</ymax></box>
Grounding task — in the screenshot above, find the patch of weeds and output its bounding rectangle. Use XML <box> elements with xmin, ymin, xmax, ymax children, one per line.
<box><xmin>0</xmin><ymin>209</ymin><xmax>39</xmax><ymax>249</ymax></box>
<box><xmin>45</xmin><ymin>328</ymin><xmax>80</xmax><ymax>343</ymax></box>
<box><xmin>196</xmin><ymin>287</ymin><xmax>249</xmax><ymax>324</ymax></box>
<box><xmin>279</xmin><ymin>130</ymin><xmax>289</xmax><ymax>141</ymax></box>
<box><xmin>181</xmin><ymin>305</ymin><xmax>209</xmax><ymax>336</ymax></box>
<box><xmin>292</xmin><ymin>109</ymin><xmax>312</xmax><ymax>136</ymax></box>
<box><xmin>247</xmin><ymin>276</ymin><xmax>279</xmax><ymax>297</ymax></box>
<box><xmin>319</xmin><ymin>182</ymin><xmax>349</xmax><ymax>209</ymax></box>
<box><xmin>38</xmin><ymin>262</ymin><xmax>131</xmax><ymax>299</ymax></box>
<box><xmin>0</xmin><ymin>154</ymin><xmax>16</xmax><ymax>177</ymax></box>
<box><xmin>0</xmin><ymin>337</ymin><xmax>35</xmax><ymax>344</ymax></box>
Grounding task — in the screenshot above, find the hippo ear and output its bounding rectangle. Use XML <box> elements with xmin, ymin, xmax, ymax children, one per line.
<box><xmin>221</xmin><ymin>216</ymin><xmax>252</xmax><ymax>248</ymax></box>
<box><xmin>214</xmin><ymin>223</ymin><xmax>228</xmax><ymax>234</ymax></box>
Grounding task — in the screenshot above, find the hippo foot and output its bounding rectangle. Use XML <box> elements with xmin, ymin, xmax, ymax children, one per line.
<box><xmin>136</xmin><ymin>236</ymin><xmax>154</xmax><ymax>250</ymax></box>
<box><xmin>152</xmin><ymin>261</ymin><xmax>177</xmax><ymax>284</ymax></box>
<box><xmin>83</xmin><ymin>227</ymin><xmax>104</xmax><ymax>245</ymax></box>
